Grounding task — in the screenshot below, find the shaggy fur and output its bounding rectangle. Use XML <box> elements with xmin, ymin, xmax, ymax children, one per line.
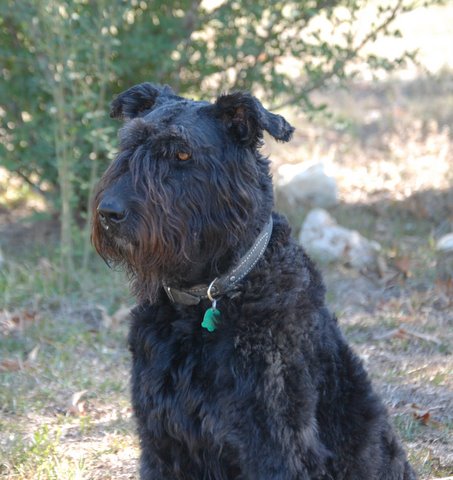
<box><xmin>92</xmin><ymin>83</ymin><xmax>416</xmax><ymax>479</ymax></box>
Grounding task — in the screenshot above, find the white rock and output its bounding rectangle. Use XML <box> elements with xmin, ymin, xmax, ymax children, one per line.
<box><xmin>436</xmin><ymin>233</ymin><xmax>453</xmax><ymax>252</ymax></box>
<box><xmin>299</xmin><ymin>209</ymin><xmax>381</xmax><ymax>269</ymax></box>
<box><xmin>276</xmin><ymin>163</ymin><xmax>338</xmax><ymax>209</ymax></box>
<box><xmin>435</xmin><ymin>232</ymin><xmax>453</xmax><ymax>281</ymax></box>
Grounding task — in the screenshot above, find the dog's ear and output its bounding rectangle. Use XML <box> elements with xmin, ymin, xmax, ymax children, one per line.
<box><xmin>110</xmin><ymin>83</ymin><xmax>176</xmax><ymax>120</ymax></box>
<box><xmin>214</xmin><ymin>92</ymin><xmax>294</xmax><ymax>146</ymax></box>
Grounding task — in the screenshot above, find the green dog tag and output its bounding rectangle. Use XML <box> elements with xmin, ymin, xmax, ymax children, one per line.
<box><xmin>202</xmin><ymin>307</ymin><xmax>220</xmax><ymax>332</ymax></box>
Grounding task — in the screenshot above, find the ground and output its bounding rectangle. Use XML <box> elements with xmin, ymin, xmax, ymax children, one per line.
<box><xmin>1</xmin><ymin>5</ymin><xmax>453</xmax><ymax>478</ymax></box>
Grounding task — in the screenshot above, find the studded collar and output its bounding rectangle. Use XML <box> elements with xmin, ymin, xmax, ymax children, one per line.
<box><xmin>163</xmin><ymin>216</ymin><xmax>273</xmax><ymax>306</ymax></box>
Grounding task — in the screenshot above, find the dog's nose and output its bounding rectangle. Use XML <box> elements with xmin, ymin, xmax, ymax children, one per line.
<box><xmin>97</xmin><ymin>198</ymin><xmax>128</xmax><ymax>224</ymax></box>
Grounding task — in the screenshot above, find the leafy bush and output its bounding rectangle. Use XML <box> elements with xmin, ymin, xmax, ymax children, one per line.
<box><xmin>0</xmin><ymin>0</ymin><xmax>441</xmax><ymax>270</ymax></box>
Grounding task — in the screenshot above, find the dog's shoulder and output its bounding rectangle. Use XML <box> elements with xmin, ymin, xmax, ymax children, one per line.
<box><xmin>244</xmin><ymin>212</ymin><xmax>328</xmax><ymax>318</ymax></box>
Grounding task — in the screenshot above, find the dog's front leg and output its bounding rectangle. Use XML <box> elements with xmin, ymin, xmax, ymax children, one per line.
<box><xmin>140</xmin><ymin>437</ymin><xmax>170</xmax><ymax>480</ymax></box>
<box><xmin>138</xmin><ymin>431</ymin><xmax>199</xmax><ymax>480</ymax></box>
<box><xmin>226</xmin><ymin>354</ymin><xmax>329</xmax><ymax>480</ymax></box>
<box><xmin>233</xmin><ymin>412</ymin><xmax>329</xmax><ymax>480</ymax></box>
<box><xmin>139</xmin><ymin>450</ymin><xmax>167</xmax><ymax>480</ymax></box>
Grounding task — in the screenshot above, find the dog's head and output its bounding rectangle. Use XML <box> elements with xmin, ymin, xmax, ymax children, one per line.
<box><xmin>92</xmin><ymin>83</ymin><xmax>294</xmax><ymax>302</ymax></box>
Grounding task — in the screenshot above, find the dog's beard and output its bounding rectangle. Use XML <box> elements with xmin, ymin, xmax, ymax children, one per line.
<box><xmin>129</xmin><ymin>268</ymin><xmax>162</xmax><ymax>304</ymax></box>
<box><xmin>92</xmin><ymin>191</ymin><xmax>256</xmax><ymax>304</ymax></box>
<box><xmin>113</xmin><ymin>236</ymin><xmax>134</xmax><ymax>251</ymax></box>
<box><xmin>96</xmin><ymin>232</ymin><xmax>198</xmax><ymax>304</ymax></box>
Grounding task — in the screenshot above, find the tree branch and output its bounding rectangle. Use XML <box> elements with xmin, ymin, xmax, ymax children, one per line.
<box><xmin>15</xmin><ymin>169</ymin><xmax>51</xmax><ymax>200</ymax></box>
<box><xmin>271</xmin><ymin>0</ymin><xmax>406</xmax><ymax>111</ymax></box>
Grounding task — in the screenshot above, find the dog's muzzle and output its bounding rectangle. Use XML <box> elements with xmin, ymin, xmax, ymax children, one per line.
<box><xmin>97</xmin><ymin>197</ymin><xmax>128</xmax><ymax>231</ymax></box>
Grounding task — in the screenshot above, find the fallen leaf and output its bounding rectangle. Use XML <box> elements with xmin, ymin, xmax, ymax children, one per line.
<box><xmin>403</xmin><ymin>327</ymin><xmax>442</xmax><ymax>345</ymax></box>
<box><xmin>435</xmin><ymin>278</ymin><xmax>453</xmax><ymax>299</ymax></box>
<box><xmin>0</xmin><ymin>310</ymin><xmax>14</xmax><ymax>335</ymax></box>
<box><xmin>0</xmin><ymin>348</ymin><xmax>40</xmax><ymax>372</ymax></box>
<box><xmin>412</xmin><ymin>410</ymin><xmax>431</xmax><ymax>425</ymax></box>
<box><xmin>394</xmin><ymin>256</ymin><xmax>411</xmax><ymax>277</ymax></box>
<box><xmin>11</xmin><ymin>309</ymin><xmax>38</xmax><ymax>325</ymax></box>
<box><xmin>27</xmin><ymin>345</ymin><xmax>40</xmax><ymax>363</ymax></box>
<box><xmin>0</xmin><ymin>309</ymin><xmax>40</xmax><ymax>335</ymax></box>
<box><xmin>410</xmin><ymin>405</ymin><xmax>443</xmax><ymax>428</ymax></box>
<box><xmin>373</xmin><ymin>327</ymin><xmax>407</xmax><ymax>341</ymax></box>
<box><xmin>67</xmin><ymin>390</ymin><xmax>89</xmax><ymax>416</ymax></box>
<box><xmin>0</xmin><ymin>358</ymin><xmax>23</xmax><ymax>372</ymax></box>
<box><xmin>373</xmin><ymin>325</ymin><xmax>441</xmax><ymax>345</ymax></box>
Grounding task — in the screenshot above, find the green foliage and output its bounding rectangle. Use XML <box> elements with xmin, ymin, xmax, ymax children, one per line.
<box><xmin>0</xmin><ymin>0</ymin><xmax>442</xmax><ymax>272</ymax></box>
<box><xmin>0</xmin><ymin>1</ymin><xmax>118</xmax><ymax>204</ymax></box>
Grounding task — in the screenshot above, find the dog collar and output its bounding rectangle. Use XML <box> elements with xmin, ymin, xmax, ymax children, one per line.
<box><xmin>163</xmin><ymin>216</ymin><xmax>273</xmax><ymax>306</ymax></box>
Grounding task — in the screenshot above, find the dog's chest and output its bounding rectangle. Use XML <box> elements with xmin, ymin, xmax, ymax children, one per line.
<box><xmin>131</xmin><ymin>309</ymin><xmax>242</xmax><ymax>445</ymax></box>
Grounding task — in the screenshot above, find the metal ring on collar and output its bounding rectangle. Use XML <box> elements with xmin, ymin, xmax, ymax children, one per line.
<box><xmin>207</xmin><ymin>278</ymin><xmax>219</xmax><ymax>302</ymax></box>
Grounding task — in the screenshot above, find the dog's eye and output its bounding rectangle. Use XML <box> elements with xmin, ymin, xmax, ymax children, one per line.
<box><xmin>177</xmin><ymin>152</ymin><xmax>191</xmax><ymax>161</ymax></box>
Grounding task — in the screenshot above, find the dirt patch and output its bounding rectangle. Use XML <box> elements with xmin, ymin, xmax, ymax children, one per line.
<box><xmin>322</xmin><ymin>266</ymin><xmax>453</xmax><ymax>475</ymax></box>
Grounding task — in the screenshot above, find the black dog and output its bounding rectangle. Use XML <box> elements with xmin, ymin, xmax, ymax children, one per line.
<box><xmin>92</xmin><ymin>83</ymin><xmax>416</xmax><ymax>479</ymax></box>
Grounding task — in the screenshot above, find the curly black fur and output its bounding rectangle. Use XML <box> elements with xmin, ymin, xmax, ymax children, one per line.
<box><xmin>92</xmin><ymin>84</ymin><xmax>416</xmax><ymax>479</ymax></box>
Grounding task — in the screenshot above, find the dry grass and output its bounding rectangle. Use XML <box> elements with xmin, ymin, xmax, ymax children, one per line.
<box><xmin>0</xmin><ymin>300</ymin><xmax>139</xmax><ymax>479</ymax></box>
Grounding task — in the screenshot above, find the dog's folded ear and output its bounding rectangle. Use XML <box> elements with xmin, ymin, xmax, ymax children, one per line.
<box><xmin>214</xmin><ymin>92</ymin><xmax>294</xmax><ymax>146</ymax></box>
<box><xmin>110</xmin><ymin>83</ymin><xmax>176</xmax><ymax>120</ymax></box>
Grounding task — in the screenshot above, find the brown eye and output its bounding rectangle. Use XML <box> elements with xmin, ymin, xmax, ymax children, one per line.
<box><xmin>177</xmin><ymin>152</ymin><xmax>191</xmax><ymax>161</ymax></box>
